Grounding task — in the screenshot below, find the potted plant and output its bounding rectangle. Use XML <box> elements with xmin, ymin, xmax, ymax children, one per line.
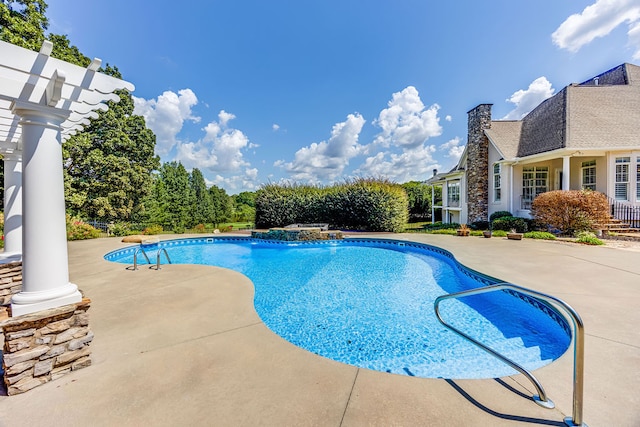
<box><xmin>456</xmin><ymin>224</ymin><xmax>470</xmax><ymax>236</ymax></box>
<box><xmin>483</xmin><ymin>229</ymin><xmax>492</xmax><ymax>238</ymax></box>
<box><xmin>507</xmin><ymin>228</ymin><xmax>523</xmax><ymax>240</ymax></box>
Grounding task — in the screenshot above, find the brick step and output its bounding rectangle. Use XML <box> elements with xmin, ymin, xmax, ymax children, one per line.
<box><xmin>602</xmin><ymin>223</ymin><xmax>631</xmax><ymax>229</ymax></box>
<box><xmin>607</xmin><ymin>228</ymin><xmax>633</xmax><ymax>232</ymax></box>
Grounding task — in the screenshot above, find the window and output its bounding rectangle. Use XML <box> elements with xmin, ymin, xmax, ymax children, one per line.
<box><xmin>493</xmin><ymin>163</ymin><xmax>501</xmax><ymax>202</ymax></box>
<box><xmin>581</xmin><ymin>160</ymin><xmax>596</xmax><ymax>191</ymax></box>
<box><xmin>522</xmin><ymin>166</ymin><xmax>548</xmax><ymax>209</ymax></box>
<box><xmin>615</xmin><ymin>157</ymin><xmax>630</xmax><ymax>201</ymax></box>
<box><xmin>447</xmin><ymin>181</ymin><xmax>460</xmax><ymax>207</ymax></box>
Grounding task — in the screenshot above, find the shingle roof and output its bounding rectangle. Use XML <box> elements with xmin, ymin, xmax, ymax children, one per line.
<box><xmin>486</xmin><ymin>63</ymin><xmax>640</xmax><ymax>159</ymax></box>
<box><xmin>484</xmin><ymin>121</ymin><xmax>522</xmax><ymax>159</ymax></box>
<box><xmin>567</xmin><ymin>79</ymin><xmax>640</xmax><ymax>149</ymax></box>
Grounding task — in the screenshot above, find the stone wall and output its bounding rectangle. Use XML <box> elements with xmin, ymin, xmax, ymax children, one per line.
<box><xmin>0</xmin><ymin>261</ymin><xmax>22</xmax><ymax>306</ymax></box>
<box><xmin>466</xmin><ymin>104</ymin><xmax>492</xmax><ymax>223</ymax></box>
<box><xmin>1</xmin><ymin>299</ymin><xmax>93</xmax><ymax>395</ymax></box>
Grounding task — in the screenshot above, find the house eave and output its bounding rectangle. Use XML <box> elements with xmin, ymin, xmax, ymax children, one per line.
<box><xmin>500</xmin><ymin>146</ymin><xmax>639</xmax><ymax>164</ymax></box>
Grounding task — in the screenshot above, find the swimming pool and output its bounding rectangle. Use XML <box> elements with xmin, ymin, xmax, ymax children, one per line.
<box><xmin>105</xmin><ymin>237</ymin><xmax>571</xmax><ymax>379</ymax></box>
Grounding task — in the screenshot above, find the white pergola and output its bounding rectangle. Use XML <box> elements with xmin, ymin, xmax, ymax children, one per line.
<box><xmin>0</xmin><ymin>39</ymin><xmax>134</xmax><ymax>316</ymax></box>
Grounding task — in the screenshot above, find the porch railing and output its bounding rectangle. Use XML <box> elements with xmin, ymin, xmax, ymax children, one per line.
<box><xmin>608</xmin><ymin>197</ymin><xmax>640</xmax><ymax>228</ymax></box>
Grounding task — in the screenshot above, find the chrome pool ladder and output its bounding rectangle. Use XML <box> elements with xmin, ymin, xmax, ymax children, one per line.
<box><xmin>132</xmin><ymin>246</ymin><xmax>172</xmax><ymax>270</ymax></box>
<box><xmin>434</xmin><ymin>283</ymin><xmax>586</xmax><ymax>427</ymax></box>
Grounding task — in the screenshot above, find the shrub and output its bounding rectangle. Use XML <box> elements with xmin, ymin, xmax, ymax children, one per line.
<box><xmin>490</xmin><ymin>211</ymin><xmax>513</xmax><ymax>221</ymax></box>
<box><xmin>142</xmin><ymin>224</ymin><xmax>163</xmax><ymax>235</ymax></box>
<box><xmin>429</xmin><ymin>229</ymin><xmax>457</xmax><ymax>235</ymax></box>
<box><xmin>66</xmin><ymin>215</ymin><xmax>100</xmax><ymax>241</ymax></box>
<box><xmin>172</xmin><ymin>226</ymin><xmax>185</xmax><ymax>234</ymax></box>
<box><xmin>255</xmin><ymin>178</ymin><xmax>408</xmax><ymax>232</ymax></box>
<box><xmin>492</xmin><ymin>216</ymin><xmax>528</xmax><ymax>233</ymax></box>
<box><xmin>531</xmin><ymin>190</ymin><xmax>610</xmax><ymax>236</ymax></box>
<box><xmin>575</xmin><ymin>231</ymin><xmax>604</xmax><ymax>245</ymax></box>
<box><xmin>109</xmin><ymin>222</ymin><xmax>131</xmax><ymax>237</ymax></box>
<box><xmin>491</xmin><ymin>230</ymin><xmax>508</xmax><ymax>237</ymax></box>
<box><xmin>255</xmin><ymin>183</ymin><xmax>324</xmax><ymax>228</ymax></box>
<box><xmin>423</xmin><ymin>222</ymin><xmax>460</xmax><ymax>231</ymax></box>
<box><xmin>470</xmin><ymin>220</ymin><xmax>490</xmax><ymax>231</ymax></box>
<box><xmin>193</xmin><ymin>223</ymin><xmax>207</xmax><ymax>233</ymax></box>
<box><xmin>523</xmin><ymin>231</ymin><xmax>556</xmax><ymax>240</ymax></box>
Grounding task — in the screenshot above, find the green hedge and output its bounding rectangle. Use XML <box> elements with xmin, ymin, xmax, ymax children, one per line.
<box><xmin>255</xmin><ymin>179</ymin><xmax>408</xmax><ymax>232</ymax></box>
<box><xmin>492</xmin><ymin>216</ymin><xmax>529</xmax><ymax>233</ymax></box>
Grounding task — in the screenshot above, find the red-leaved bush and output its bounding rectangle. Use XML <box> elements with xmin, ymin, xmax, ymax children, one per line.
<box><xmin>530</xmin><ymin>190</ymin><xmax>610</xmax><ymax>236</ymax></box>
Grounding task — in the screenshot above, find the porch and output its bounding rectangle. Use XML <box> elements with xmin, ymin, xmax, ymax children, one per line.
<box><xmin>504</xmin><ymin>152</ymin><xmax>640</xmax><ymax>230</ymax></box>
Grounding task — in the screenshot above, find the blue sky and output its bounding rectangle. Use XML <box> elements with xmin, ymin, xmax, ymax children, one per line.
<box><xmin>46</xmin><ymin>0</ymin><xmax>640</xmax><ymax>194</ymax></box>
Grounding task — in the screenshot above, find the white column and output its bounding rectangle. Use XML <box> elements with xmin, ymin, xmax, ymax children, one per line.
<box><xmin>10</xmin><ymin>100</ymin><xmax>81</xmax><ymax>316</ymax></box>
<box><xmin>2</xmin><ymin>152</ymin><xmax>23</xmax><ymax>257</ymax></box>
<box><xmin>563</xmin><ymin>156</ymin><xmax>571</xmax><ymax>191</ymax></box>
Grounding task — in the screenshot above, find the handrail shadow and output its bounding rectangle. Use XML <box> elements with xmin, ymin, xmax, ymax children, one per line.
<box><xmin>445</xmin><ymin>379</ymin><xmax>566</xmax><ymax>426</ymax></box>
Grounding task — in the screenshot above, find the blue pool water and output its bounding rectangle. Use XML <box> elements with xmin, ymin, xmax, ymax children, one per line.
<box><xmin>105</xmin><ymin>237</ymin><xmax>571</xmax><ymax>379</ymax></box>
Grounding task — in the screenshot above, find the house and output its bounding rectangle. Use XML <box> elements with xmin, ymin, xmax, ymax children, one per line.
<box><xmin>429</xmin><ymin>63</ymin><xmax>640</xmax><ymax>228</ymax></box>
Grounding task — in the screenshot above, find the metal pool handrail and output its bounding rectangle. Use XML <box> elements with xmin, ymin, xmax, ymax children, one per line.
<box><xmin>152</xmin><ymin>248</ymin><xmax>171</xmax><ymax>270</ymax></box>
<box><xmin>434</xmin><ymin>283</ymin><xmax>586</xmax><ymax>427</ymax></box>
<box><xmin>132</xmin><ymin>247</ymin><xmax>151</xmax><ymax>270</ymax></box>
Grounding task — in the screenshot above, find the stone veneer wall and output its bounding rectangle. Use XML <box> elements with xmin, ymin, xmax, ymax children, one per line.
<box><xmin>466</xmin><ymin>104</ymin><xmax>492</xmax><ymax>223</ymax></box>
<box><xmin>1</xmin><ymin>297</ymin><xmax>93</xmax><ymax>395</ymax></box>
<box><xmin>0</xmin><ymin>262</ymin><xmax>22</xmax><ymax>306</ymax></box>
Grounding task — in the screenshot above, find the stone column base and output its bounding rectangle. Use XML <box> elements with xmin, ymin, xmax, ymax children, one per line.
<box><xmin>0</xmin><ymin>298</ymin><xmax>93</xmax><ymax>395</ymax></box>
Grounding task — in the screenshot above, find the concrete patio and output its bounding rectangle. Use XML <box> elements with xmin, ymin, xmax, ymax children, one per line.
<box><xmin>0</xmin><ymin>233</ymin><xmax>638</xmax><ymax>426</ymax></box>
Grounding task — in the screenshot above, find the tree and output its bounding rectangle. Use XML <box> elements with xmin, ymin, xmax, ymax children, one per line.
<box><xmin>209</xmin><ymin>185</ymin><xmax>232</xmax><ymax>226</ymax></box>
<box><xmin>233</xmin><ymin>191</ymin><xmax>256</xmax><ymax>208</ymax></box>
<box><xmin>1</xmin><ymin>2</ymin><xmax>159</xmax><ymax>222</ymax></box>
<box><xmin>189</xmin><ymin>168</ymin><xmax>214</xmax><ymax>226</ymax></box>
<box><xmin>0</xmin><ymin>0</ymin><xmax>48</xmax><ymax>51</ymax></box>
<box><xmin>231</xmin><ymin>191</ymin><xmax>256</xmax><ymax>223</ymax></box>
<box><xmin>402</xmin><ymin>181</ymin><xmax>436</xmax><ymax>222</ymax></box>
<box><xmin>63</xmin><ymin>65</ymin><xmax>160</xmax><ymax>222</ymax></box>
<box><xmin>155</xmin><ymin>162</ymin><xmax>193</xmax><ymax>230</ymax></box>
<box><xmin>48</xmin><ymin>33</ymin><xmax>90</xmax><ymax>66</ymax></box>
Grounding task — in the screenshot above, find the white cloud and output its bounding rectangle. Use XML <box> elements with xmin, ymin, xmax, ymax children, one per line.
<box><xmin>372</xmin><ymin>86</ymin><xmax>443</xmax><ymax>149</ymax></box>
<box><xmin>176</xmin><ymin>110</ymin><xmax>253</xmax><ymax>175</ymax></box>
<box><xmin>629</xmin><ymin>20</ymin><xmax>640</xmax><ymax>58</ymax></box>
<box><xmin>217</xmin><ymin>110</ymin><xmax>235</xmax><ymax>127</ymax></box>
<box><xmin>445</xmin><ymin>115</ymin><xmax>452</xmax><ymax>122</ymax></box>
<box><xmin>276</xmin><ymin>113</ymin><xmax>366</xmax><ymax>183</ymax></box>
<box><xmin>272</xmin><ymin>123</ymin><xmax>280</xmax><ymax>131</ymax></box>
<box><xmin>355</xmin><ymin>144</ymin><xmax>439</xmax><ymax>182</ymax></box>
<box><xmin>207</xmin><ymin>168</ymin><xmax>260</xmax><ymax>192</ymax></box>
<box><xmin>502</xmin><ymin>77</ymin><xmax>555</xmax><ymax>120</ymax></box>
<box><xmin>552</xmin><ymin>0</ymin><xmax>640</xmax><ymax>57</ymax></box>
<box><xmin>132</xmin><ymin>89</ymin><xmax>199</xmax><ymax>156</ymax></box>
<box><xmin>439</xmin><ymin>137</ymin><xmax>465</xmax><ymax>161</ymax></box>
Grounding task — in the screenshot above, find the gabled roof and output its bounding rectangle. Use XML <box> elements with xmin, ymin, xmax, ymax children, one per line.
<box><xmin>484</xmin><ymin>121</ymin><xmax>522</xmax><ymax>159</ymax></box>
<box><xmin>486</xmin><ymin>63</ymin><xmax>640</xmax><ymax>160</ymax></box>
<box><xmin>567</xmin><ymin>66</ymin><xmax>640</xmax><ymax>150</ymax></box>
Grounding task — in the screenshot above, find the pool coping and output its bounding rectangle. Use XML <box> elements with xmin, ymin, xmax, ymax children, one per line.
<box><xmin>1</xmin><ymin>233</ymin><xmax>638</xmax><ymax>426</ymax></box>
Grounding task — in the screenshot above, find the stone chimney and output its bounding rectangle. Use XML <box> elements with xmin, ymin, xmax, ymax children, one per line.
<box><xmin>466</xmin><ymin>104</ymin><xmax>492</xmax><ymax>223</ymax></box>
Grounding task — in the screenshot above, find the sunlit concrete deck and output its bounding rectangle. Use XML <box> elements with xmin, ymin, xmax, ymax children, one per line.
<box><xmin>1</xmin><ymin>233</ymin><xmax>638</xmax><ymax>426</ymax></box>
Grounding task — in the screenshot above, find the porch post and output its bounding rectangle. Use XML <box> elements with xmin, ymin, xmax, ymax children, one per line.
<box><xmin>9</xmin><ymin>100</ymin><xmax>81</xmax><ymax>316</ymax></box>
<box><xmin>2</xmin><ymin>151</ymin><xmax>23</xmax><ymax>258</ymax></box>
<box><xmin>431</xmin><ymin>185</ymin><xmax>435</xmax><ymax>224</ymax></box>
<box><xmin>563</xmin><ymin>156</ymin><xmax>570</xmax><ymax>191</ymax></box>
